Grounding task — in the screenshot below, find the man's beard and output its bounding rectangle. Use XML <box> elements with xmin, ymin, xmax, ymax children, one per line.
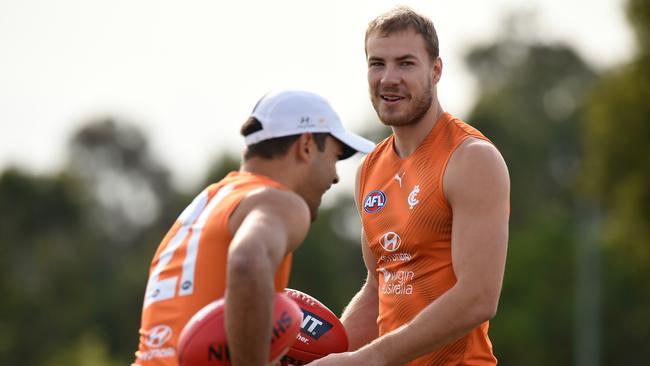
<box><xmin>372</xmin><ymin>82</ymin><xmax>433</xmax><ymax>127</ymax></box>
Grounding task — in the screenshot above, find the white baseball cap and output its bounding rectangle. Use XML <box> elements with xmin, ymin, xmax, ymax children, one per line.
<box><xmin>244</xmin><ymin>90</ymin><xmax>375</xmax><ymax>159</ymax></box>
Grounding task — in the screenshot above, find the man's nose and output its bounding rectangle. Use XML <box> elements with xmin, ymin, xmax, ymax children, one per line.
<box><xmin>381</xmin><ymin>64</ymin><xmax>401</xmax><ymax>85</ymax></box>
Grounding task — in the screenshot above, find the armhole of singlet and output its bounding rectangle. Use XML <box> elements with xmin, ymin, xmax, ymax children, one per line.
<box><xmin>437</xmin><ymin>135</ymin><xmax>470</xmax><ymax>210</ymax></box>
<box><xmin>437</xmin><ymin>134</ymin><xmax>494</xmax><ymax>210</ymax></box>
<box><xmin>222</xmin><ymin>187</ymin><xmax>246</xmax><ymax>238</ymax></box>
<box><xmin>224</xmin><ymin>181</ymin><xmax>289</xmax><ymax>237</ymax></box>
<box><xmin>357</xmin><ymin>154</ymin><xmax>371</xmax><ymax>213</ymax></box>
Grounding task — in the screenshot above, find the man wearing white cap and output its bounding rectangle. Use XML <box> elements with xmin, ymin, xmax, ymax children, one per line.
<box><xmin>132</xmin><ymin>90</ymin><xmax>374</xmax><ymax>366</ymax></box>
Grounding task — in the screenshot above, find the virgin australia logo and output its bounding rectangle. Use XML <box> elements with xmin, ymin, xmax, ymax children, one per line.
<box><xmin>378</xmin><ymin>268</ymin><xmax>392</xmax><ymax>282</ymax></box>
<box><xmin>408</xmin><ymin>185</ymin><xmax>420</xmax><ymax>209</ymax></box>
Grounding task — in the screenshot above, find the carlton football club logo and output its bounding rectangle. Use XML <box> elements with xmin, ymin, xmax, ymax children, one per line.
<box><xmin>408</xmin><ymin>185</ymin><xmax>420</xmax><ymax>209</ymax></box>
<box><xmin>363</xmin><ymin>190</ymin><xmax>387</xmax><ymax>213</ymax></box>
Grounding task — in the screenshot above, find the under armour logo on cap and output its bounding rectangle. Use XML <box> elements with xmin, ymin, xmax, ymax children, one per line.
<box><xmin>244</xmin><ymin>89</ymin><xmax>375</xmax><ymax>160</ymax></box>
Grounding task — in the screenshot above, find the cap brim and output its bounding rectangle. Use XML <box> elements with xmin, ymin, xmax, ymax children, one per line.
<box><xmin>331</xmin><ymin>131</ymin><xmax>376</xmax><ymax>160</ymax></box>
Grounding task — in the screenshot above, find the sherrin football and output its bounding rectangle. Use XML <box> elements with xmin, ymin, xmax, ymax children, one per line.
<box><xmin>177</xmin><ymin>292</ymin><xmax>302</xmax><ymax>366</ymax></box>
<box><xmin>281</xmin><ymin>288</ymin><xmax>349</xmax><ymax>365</ymax></box>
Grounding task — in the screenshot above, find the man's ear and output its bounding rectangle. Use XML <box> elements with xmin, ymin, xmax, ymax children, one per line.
<box><xmin>432</xmin><ymin>56</ymin><xmax>443</xmax><ymax>84</ymax></box>
<box><xmin>295</xmin><ymin>133</ymin><xmax>315</xmax><ymax>162</ymax></box>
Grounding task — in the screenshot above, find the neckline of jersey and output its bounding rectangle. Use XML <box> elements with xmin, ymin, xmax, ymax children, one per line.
<box><xmin>387</xmin><ymin>112</ymin><xmax>455</xmax><ymax>162</ymax></box>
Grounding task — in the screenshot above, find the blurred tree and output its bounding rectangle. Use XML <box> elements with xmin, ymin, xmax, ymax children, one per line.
<box><xmin>463</xmin><ymin>13</ymin><xmax>598</xmax><ymax>365</ymax></box>
<box><xmin>67</xmin><ymin>118</ymin><xmax>176</xmax><ymax>243</ymax></box>
<box><xmin>49</xmin><ymin>333</ymin><xmax>120</xmax><ymax>366</ymax></box>
<box><xmin>0</xmin><ymin>118</ymin><xmax>191</xmax><ymax>365</ymax></box>
<box><xmin>0</xmin><ymin>168</ymin><xmax>112</xmax><ymax>365</ymax></box>
<box><xmin>65</xmin><ymin>118</ymin><xmax>191</xmax><ymax>364</ymax></box>
<box><xmin>580</xmin><ymin>0</ymin><xmax>650</xmax><ymax>363</ymax></box>
<box><xmin>627</xmin><ymin>0</ymin><xmax>650</xmax><ymax>59</ymax></box>
<box><xmin>198</xmin><ymin>153</ymin><xmax>241</xmax><ymax>188</ymax></box>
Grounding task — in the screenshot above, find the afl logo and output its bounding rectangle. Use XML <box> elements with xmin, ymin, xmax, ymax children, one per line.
<box><xmin>363</xmin><ymin>190</ymin><xmax>386</xmax><ymax>213</ymax></box>
<box><xmin>381</xmin><ymin>232</ymin><xmax>402</xmax><ymax>252</ymax></box>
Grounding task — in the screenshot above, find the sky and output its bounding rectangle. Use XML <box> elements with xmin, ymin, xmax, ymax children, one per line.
<box><xmin>0</xmin><ymin>0</ymin><xmax>635</xmax><ymax>197</ymax></box>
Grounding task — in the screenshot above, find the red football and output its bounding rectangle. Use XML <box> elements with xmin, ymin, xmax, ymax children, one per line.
<box><xmin>177</xmin><ymin>292</ymin><xmax>302</xmax><ymax>366</ymax></box>
<box><xmin>281</xmin><ymin>288</ymin><xmax>349</xmax><ymax>365</ymax></box>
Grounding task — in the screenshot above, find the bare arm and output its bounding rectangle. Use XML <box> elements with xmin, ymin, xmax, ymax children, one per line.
<box><xmin>225</xmin><ymin>188</ymin><xmax>310</xmax><ymax>366</ymax></box>
<box><xmin>311</xmin><ymin>138</ymin><xmax>510</xmax><ymax>365</ymax></box>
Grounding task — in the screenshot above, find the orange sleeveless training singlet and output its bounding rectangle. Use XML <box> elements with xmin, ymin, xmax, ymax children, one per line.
<box><xmin>132</xmin><ymin>171</ymin><xmax>293</xmax><ymax>366</ymax></box>
<box><xmin>359</xmin><ymin>113</ymin><xmax>497</xmax><ymax>365</ymax></box>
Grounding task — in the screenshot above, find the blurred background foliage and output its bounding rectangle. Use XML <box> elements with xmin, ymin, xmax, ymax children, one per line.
<box><xmin>1</xmin><ymin>0</ymin><xmax>648</xmax><ymax>364</ymax></box>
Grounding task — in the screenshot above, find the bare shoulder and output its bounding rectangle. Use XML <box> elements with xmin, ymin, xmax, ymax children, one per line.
<box><xmin>241</xmin><ymin>187</ymin><xmax>309</xmax><ymax>222</ymax></box>
<box><xmin>451</xmin><ymin>138</ymin><xmax>505</xmax><ymax>165</ymax></box>
<box><xmin>229</xmin><ymin>187</ymin><xmax>311</xmax><ymax>240</ymax></box>
<box><xmin>245</xmin><ymin>186</ymin><xmax>308</xmax><ymax>209</ymax></box>
<box><xmin>444</xmin><ymin>137</ymin><xmax>510</xmax><ymax>204</ymax></box>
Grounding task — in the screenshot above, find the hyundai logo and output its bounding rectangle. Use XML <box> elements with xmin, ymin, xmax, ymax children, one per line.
<box><xmin>381</xmin><ymin>232</ymin><xmax>401</xmax><ymax>252</ymax></box>
<box><xmin>145</xmin><ymin>325</ymin><xmax>172</xmax><ymax>348</ymax></box>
